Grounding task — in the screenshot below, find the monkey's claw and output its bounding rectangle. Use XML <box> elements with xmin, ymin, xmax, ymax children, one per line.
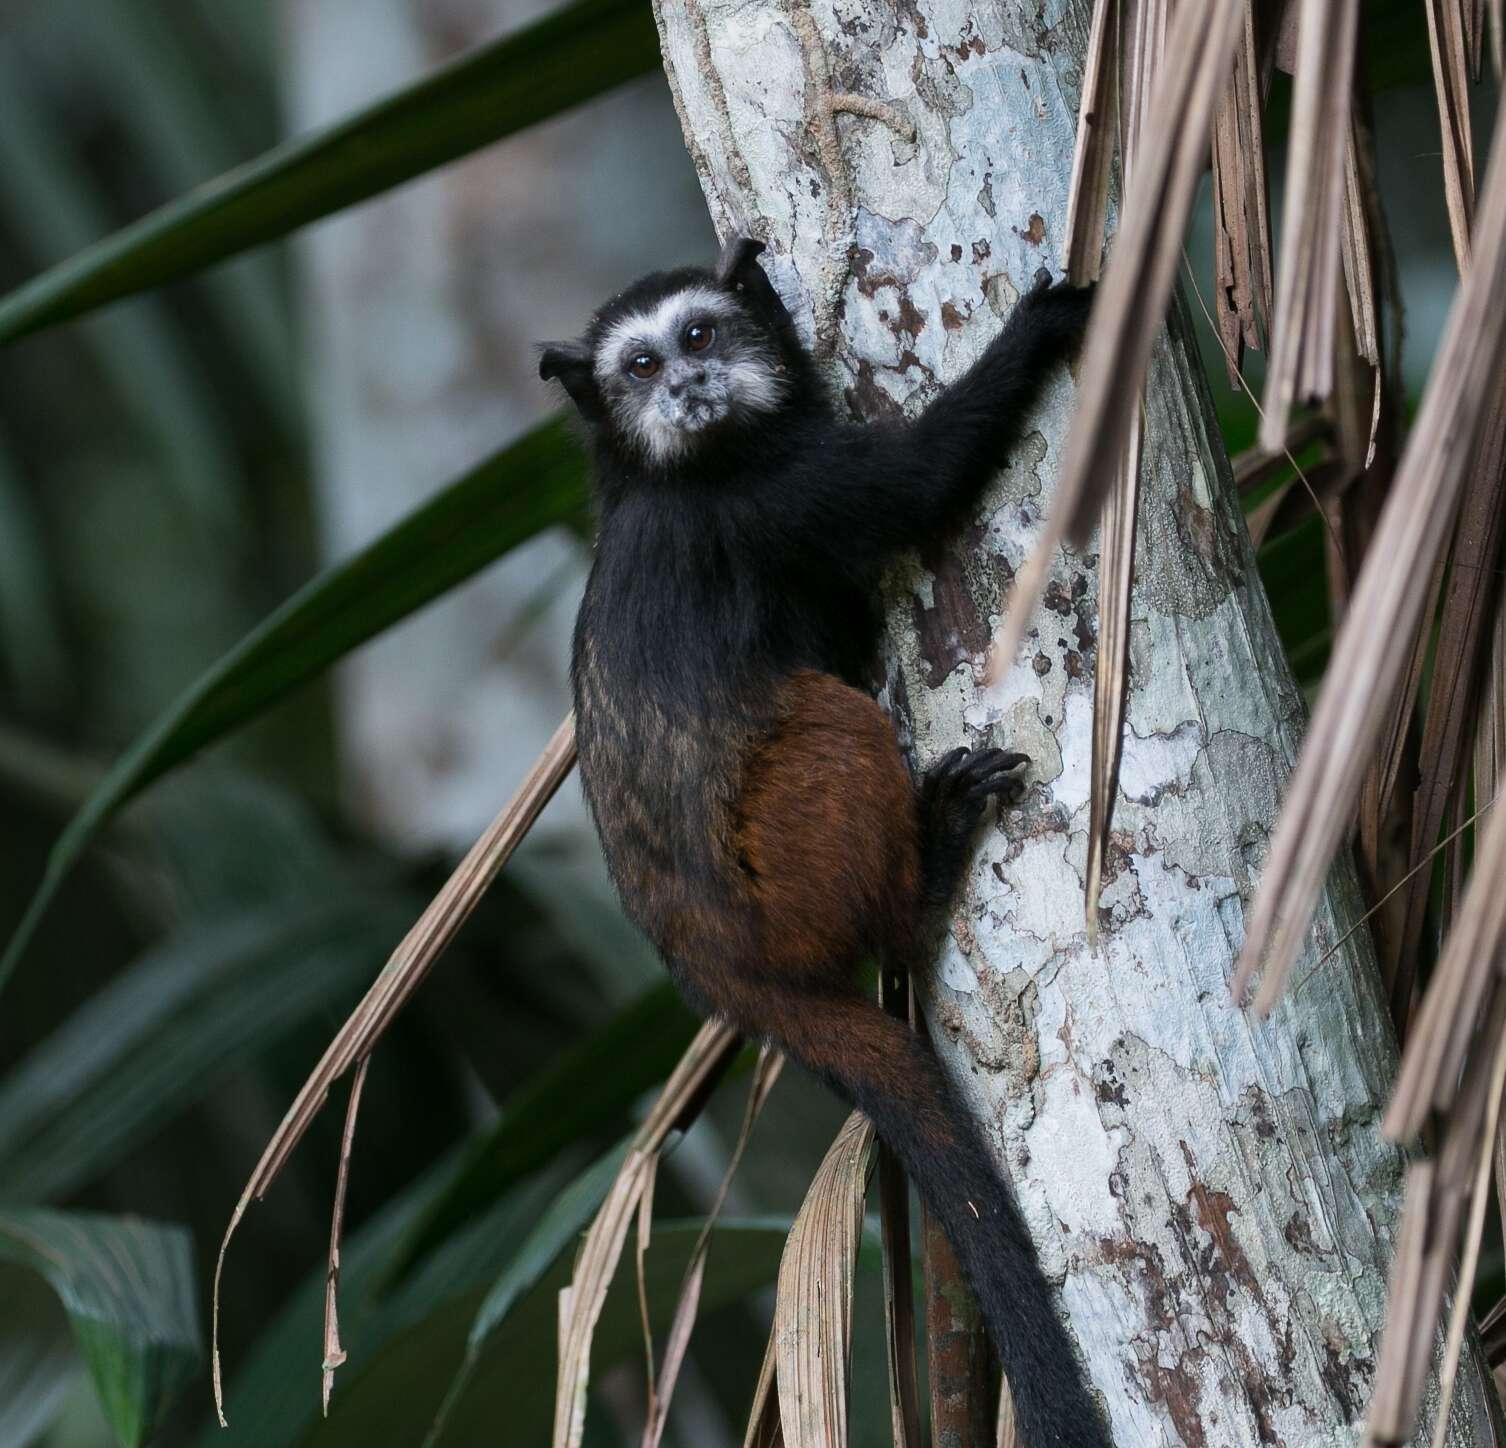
<box><xmin>921</xmin><ymin>747</ymin><xmax>1030</xmax><ymax>829</ymax></box>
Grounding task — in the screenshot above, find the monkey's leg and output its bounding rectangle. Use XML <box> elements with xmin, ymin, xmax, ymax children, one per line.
<box><xmin>756</xmin><ymin>986</ymin><xmax>1109</xmax><ymax>1448</ymax></box>
<box><xmin>706</xmin><ymin>680</ymin><xmax>1107</xmax><ymax>1446</ymax></box>
<box><xmin>916</xmin><ymin>746</ymin><xmax>1029</xmax><ymax>916</ymax></box>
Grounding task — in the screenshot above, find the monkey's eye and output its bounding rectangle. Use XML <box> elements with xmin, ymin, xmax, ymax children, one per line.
<box><xmin>628</xmin><ymin>353</ymin><xmax>659</xmax><ymax>379</ymax></box>
<box><xmin>685</xmin><ymin>322</ymin><xmax>715</xmax><ymax>353</ymax></box>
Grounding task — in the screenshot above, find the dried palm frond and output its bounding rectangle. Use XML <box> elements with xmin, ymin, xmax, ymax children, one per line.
<box><xmin>1210</xmin><ymin>0</ymin><xmax>1273</xmax><ymax>381</ymax></box>
<box><xmin>997</xmin><ymin>1379</ymin><xmax>1018</xmax><ymax>1448</ymax></box>
<box><xmin>986</xmin><ymin>0</ymin><xmax>1240</xmax><ymax>663</ymax></box>
<box><xmin>1366</xmin><ymin>980</ymin><xmax>1506</xmax><ymax>1443</ymax></box>
<box><xmin>1339</xmin><ymin>116</ymin><xmax>1381</xmax><ymax>373</ymax></box>
<box><xmin>1258</xmin><ymin>0</ymin><xmax>1360</xmax><ymax>450</ymax></box>
<box><xmin>1425</xmin><ymin>0</ymin><xmax>1478</xmax><ymax>269</ymax></box>
<box><xmin>640</xmin><ymin>1049</ymin><xmax>783</xmax><ymax>1448</ymax></box>
<box><xmin>742</xmin><ymin>1331</ymin><xmax>784</xmax><ymax>1448</ymax></box>
<box><xmin>212</xmin><ymin>714</ymin><xmax>578</xmax><ymax>1423</ymax></box>
<box><xmin>1061</xmin><ymin>0</ymin><xmax>1118</xmax><ymax>285</ymax></box>
<box><xmin>553</xmin><ymin>1019</ymin><xmax>743</xmax><ymax>1448</ymax></box>
<box><xmin>1389</xmin><ymin>389</ymin><xmax>1506</xmax><ymax>1025</ymax></box>
<box><xmin>1008</xmin><ymin>0</ymin><xmax>1242</xmax><ymax>934</ymax></box>
<box><xmin>1233</xmin><ymin>95</ymin><xmax>1506</xmax><ymax>1011</ymax></box>
<box><xmin>1084</xmin><ymin>417</ymin><xmax>1138</xmax><ymax>944</ymax></box>
<box><xmin>771</xmin><ymin>1111</ymin><xmax>875</xmax><ymax>1448</ymax></box>
<box><xmin>876</xmin><ymin>969</ymin><xmax>921</xmax><ymax>1448</ymax></box>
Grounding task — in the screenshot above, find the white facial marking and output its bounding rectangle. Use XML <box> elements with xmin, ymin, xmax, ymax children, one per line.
<box><xmin>595</xmin><ymin>286</ymin><xmax>788</xmax><ymax>464</ymax></box>
<box><xmin>594</xmin><ymin>288</ymin><xmax>728</xmax><ymax>387</ymax></box>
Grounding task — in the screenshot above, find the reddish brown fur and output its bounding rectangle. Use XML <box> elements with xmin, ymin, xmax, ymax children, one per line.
<box><xmin>735</xmin><ymin>670</ymin><xmax>922</xmax><ymax>984</ymax></box>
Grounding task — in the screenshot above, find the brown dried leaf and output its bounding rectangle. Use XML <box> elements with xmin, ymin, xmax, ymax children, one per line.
<box><xmin>641</xmin><ymin>1049</ymin><xmax>784</xmax><ymax>1448</ymax></box>
<box><xmin>743</xmin><ymin>1329</ymin><xmax>784</xmax><ymax>1448</ymax></box>
<box><xmin>1365</xmin><ymin>1161</ymin><xmax>1461</xmax><ymax>1444</ymax></box>
<box><xmin>1084</xmin><ymin>414</ymin><xmax>1140</xmax><ymax>942</ymax></box>
<box><xmin>211</xmin><ymin>714</ymin><xmax>578</xmax><ymax>1423</ymax></box>
<box><xmin>1233</xmin><ymin>96</ymin><xmax>1506</xmax><ymax>1011</ymax></box>
<box><xmin>320</xmin><ymin>1055</ymin><xmax>369</xmax><ymax>1415</ymax></box>
<box><xmin>1390</xmin><ymin>386</ymin><xmax>1506</xmax><ymax>1026</ymax></box>
<box><xmin>1061</xmin><ymin>0</ymin><xmax>1118</xmax><ymax>283</ymax></box>
<box><xmin>997</xmin><ymin>1379</ymin><xmax>1019</xmax><ymax>1448</ymax></box>
<box><xmin>1210</xmin><ymin>0</ymin><xmax>1273</xmax><ymax>381</ymax></box>
<box><xmin>1368</xmin><ymin>988</ymin><xmax>1506</xmax><ymax>1443</ymax></box>
<box><xmin>1425</xmin><ymin>0</ymin><xmax>1478</xmax><ymax>270</ymax></box>
<box><xmin>985</xmin><ymin>0</ymin><xmax>1244</xmax><ymax>680</ymax></box>
<box><xmin>1339</xmin><ymin>116</ymin><xmax>1381</xmax><ymax>369</ymax></box>
<box><xmin>553</xmin><ymin>1019</ymin><xmax>742</xmax><ymax>1448</ymax></box>
<box><xmin>876</xmin><ymin>970</ymin><xmax>921</xmax><ymax>1448</ymax></box>
<box><xmin>1258</xmin><ymin>0</ymin><xmax>1360</xmax><ymax>449</ymax></box>
<box><xmin>1385</xmin><ymin>801</ymin><xmax>1506</xmax><ymax>1143</ymax></box>
<box><xmin>877</xmin><ymin>1143</ymin><xmax>920</xmax><ymax>1448</ymax></box>
<box><xmin>1427</xmin><ymin>1023</ymin><xmax>1506</xmax><ymax>1448</ymax></box>
<box><xmin>1475</xmin><ymin>591</ymin><xmax>1506</xmax><ymax>845</ymax></box>
<box><xmin>773</xmin><ymin>1112</ymin><xmax>875</xmax><ymax>1448</ymax></box>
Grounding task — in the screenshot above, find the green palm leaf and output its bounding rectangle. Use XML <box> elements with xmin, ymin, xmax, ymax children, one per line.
<box><xmin>0</xmin><ymin>0</ymin><xmax>659</xmax><ymax>344</ymax></box>
<box><xmin>0</xmin><ymin>1208</ymin><xmax>201</xmax><ymax>1448</ymax></box>
<box><xmin>0</xmin><ymin>416</ymin><xmax>588</xmax><ymax>994</ymax></box>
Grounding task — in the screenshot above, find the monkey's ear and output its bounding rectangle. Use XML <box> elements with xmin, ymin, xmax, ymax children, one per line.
<box><xmin>714</xmin><ymin>234</ymin><xmax>767</xmax><ymax>288</ymax></box>
<box><xmin>538</xmin><ymin>340</ymin><xmax>601</xmax><ymax>418</ymax></box>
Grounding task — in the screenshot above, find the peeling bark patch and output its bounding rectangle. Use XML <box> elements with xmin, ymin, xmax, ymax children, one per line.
<box><xmin>1145</xmin><ymin>1360</ymin><xmax>1208</xmax><ymax>1448</ymax></box>
<box><xmin>950</xmin><ymin>242</ymin><xmax>963</xmax><ymax>262</ymax></box>
<box><xmin>982</xmin><ymin>270</ymin><xmax>1019</xmax><ymax>317</ymax></box>
<box><xmin>1033</xmin><ymin>651</ymin><xmax>1052</xmax><ymax>675</ymax></box>
<box><xmin>1181</xmin><ymin>1142</ymin><xmax>1258</xmax><ymax>1309</ymax></box>
<box><xmin>941</xmin><ymin>299</ymin><xmax>967</xmax><ymax>330</ymax></box>
<box><xmin>1043</xmin><ymin>579</ymin><xmax>1074</xmax><ymax>617</ymax></box>
<box><xmin>1319</xmin><ymin>1332</ymin><xmax>1371</xmax><ymax>1423</ymax></box>
<box><xmin>1016</xmin><ymin>211</ymin><xmax>1046</xmax><ymax>245</ymax></box>
<box><xmin>972</xmin><ymin>238</ymin><xmax>991</xmax><ymax>263</ymax></box>
<box><xmin>896</xmin><ymin>0</ymin><xmax>928</xmax><ymax>40</ymax></box>
<box><xmin>1097</xmin><ymin>1234</ymin><xmax>1210</xmax><ymax>1446</ymax></box>
<box><xmin>1094</xmin><ymin>1061</ymin><xmax>1129</xmax><ymax>1107</ymax></box>
<box><xmin>978</xmin><ymin>173</ymin><xmax>996</xmax><ymax>218</ymax></box>
<box><xmin>1283</xmin><ymin>1210</ymin><xmax>1316</xmax><ymax>1256</ymax></box>
<box><xmin>911</xmin><ymin>521</ymin><xmax>993</xmax><ymax>686</ymax></box>
<box><xmin>911</xmin><ymin>51</ymin><xmax>975</xmax><ymax>117</ymax></box>
<box><xmin>851</xmin><ymin>210</ymin><xmax>939</xmax><ymax>295</ymax></box>
<box><xmin>894</xmin><ymin>293</ymin><xmax>926</xmax><ymax>337</ymax></box>
<box><xmin>844</xmin><ymin>357</ymin><xmax>905</xmax><ymax>421</ymax></box>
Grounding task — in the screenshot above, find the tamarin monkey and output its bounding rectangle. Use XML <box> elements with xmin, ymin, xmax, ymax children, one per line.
<box><xmin>540</xmin><ymin>236</ymin><xmax>1106</xmax><ymax>1448</ymax></box>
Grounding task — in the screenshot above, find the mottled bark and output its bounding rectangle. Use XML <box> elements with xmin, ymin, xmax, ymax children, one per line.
<box><xmin>651</xmin><ymin>0</ymin><xmax>1495</xmax><ymax>1442</ymax></box>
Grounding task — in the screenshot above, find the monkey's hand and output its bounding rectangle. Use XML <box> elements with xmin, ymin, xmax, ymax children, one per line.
<box><xmin>1019</xmin><ymin>267</ymin><xmax>1095</xmax><ymax>351</ymax></box>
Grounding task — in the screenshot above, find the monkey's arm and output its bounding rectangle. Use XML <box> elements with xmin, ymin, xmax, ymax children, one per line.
<box><xmin>756</xmin><ymin>275</ymin><xmax>1089</xmax><ymax>575</ymax></box>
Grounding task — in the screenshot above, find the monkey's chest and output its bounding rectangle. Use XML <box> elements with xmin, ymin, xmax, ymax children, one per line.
<box><xmin>571</xmin><ymin>643</ymin><xmax>759</xmax><ymax>921</ymax></box>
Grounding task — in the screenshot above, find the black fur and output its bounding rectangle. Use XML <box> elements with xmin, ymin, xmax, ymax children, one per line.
<box><xmin>548</xmin><ymin>238</ymin><xmax>1106</xmax><ymax>1448</ymax></box>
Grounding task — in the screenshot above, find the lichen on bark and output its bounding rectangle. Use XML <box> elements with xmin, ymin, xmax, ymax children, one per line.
<box><xmin>652</xmin><ymin>0</ymin><xmax>1496</xmax><ymax>1440</ymax></box>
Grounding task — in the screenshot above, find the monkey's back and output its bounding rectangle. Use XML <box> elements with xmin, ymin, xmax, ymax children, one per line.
<box><xmin>571</xmin><ymin>486</ymin><xmax>918</xmax><ymax>1002</ymax></box>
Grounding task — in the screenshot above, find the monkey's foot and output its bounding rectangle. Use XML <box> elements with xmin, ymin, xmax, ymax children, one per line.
<box><xmin>920</xmin><ymin>746</ymin><xmax>1029</xmax><ymax>829</ymax></box>
<box><xmin>917</xmin><ymin>748</ymin><xmax>1029</xmax><ymax>913</ymax></box>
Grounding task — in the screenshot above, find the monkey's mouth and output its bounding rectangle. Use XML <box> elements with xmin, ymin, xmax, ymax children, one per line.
<box><xmin>660</xmin><ymin>389</ymin><xmax>732</xmax><ymax>433</ymax></box>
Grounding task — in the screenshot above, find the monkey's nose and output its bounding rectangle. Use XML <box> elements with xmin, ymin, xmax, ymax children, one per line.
<box><xmin>668</xmin><ymin>369</ymin><xmax>707</xmax><ymax>397</ymax></box>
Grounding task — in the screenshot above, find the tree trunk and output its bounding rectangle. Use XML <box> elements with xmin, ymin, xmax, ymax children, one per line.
<box><xmin>651</xmin><ymin>1</ymin><xmax>1497</xmax><ymax>1441</ymax></box>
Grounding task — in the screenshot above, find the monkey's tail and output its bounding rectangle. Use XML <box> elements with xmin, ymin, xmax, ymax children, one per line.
<box><xmin>766</xmin><ymin>989</ymin><xmax>1112</xmax><ymax>1448</ymax></box>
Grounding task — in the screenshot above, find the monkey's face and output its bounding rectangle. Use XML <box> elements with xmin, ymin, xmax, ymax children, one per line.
<box><xmin>591</xmin><ymin>287</ymin><xmax>786</xmax><ymax>463</ymax></box>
